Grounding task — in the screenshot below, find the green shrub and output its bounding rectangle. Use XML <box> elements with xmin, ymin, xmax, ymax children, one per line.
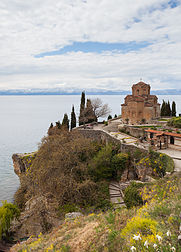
<box><xmin>159</xmin><ymin>153</ymin><xmax>174</xmax><ymax>173</ymax></box>
<box><xmin>94</xmin><ymin>181</ymin><xmax>111</xmax><ymax>210</ymax></box>
<box><xmin>167</xmin><ymin>117</ymin><xmax>181</xmax><ymax>128</ymax></box>
<box><xmin>58</xmin><ymin>203</ymin><xmax>79</xmax><ymax>215</ymax></box>
<box><xmin>124</xmin><ymin>182</ymin><xmax>143</xmax><ymax>209</ymax></box>
<box><xmin>89</xmin><ymin>145</ymin><xmax>128</xmax><ymax>181</ymax></box>
<box><xmin>111</xmin><ymin>153</ymin><xmax>128</xmax><ymax>179</ymax></box>
<box><xmin>0</xmin><ymin>201</ymin><xmax>20</xmax><ymax>240</ymax></box>
<box><xmin>89</xmin><ymin>144</ymin><xmax>113</xmax><ymax>181</ymax></box>
<box><xmin>149</xmin><ymin>149</ymin><xmax>174</xmax><ymax>175</ymax></box>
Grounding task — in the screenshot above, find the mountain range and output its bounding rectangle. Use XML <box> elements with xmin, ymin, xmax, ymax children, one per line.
<box><xmin>0</xmin><ymin>88</ymin><xmax>181</xmax><ymax>95</ymax></box>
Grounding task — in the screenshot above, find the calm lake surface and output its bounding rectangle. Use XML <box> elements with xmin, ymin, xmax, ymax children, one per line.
<box><xmin>0</xmin><ymin>95</ymin><xmax>181</xmax><ymax>203</ymax></box>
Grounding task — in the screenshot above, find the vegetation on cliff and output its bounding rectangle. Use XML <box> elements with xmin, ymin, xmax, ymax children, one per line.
<box><xmin>11</xmin><ymin>173</ymin><xmax>181</xmax><ymax>252</ymax></box>
<box><xmin>0</xmin><ymin>201</ymin><xmax>20</xmax><ymax>241</ymax></box>
<box><xmin>14</xmin><ymin>130</ymin><xmax>130</xmax><ymax>214</ymax></box>
<box><xmin>137</xmin><ymin>150</ymin><xmax>174</xmax><ymax>178</ymax></box>
<box><xmin>14</xmin><ymin>129</ymin><xmax>174</xmax><ymax>214</ymax></box>
<box><xmin>12</xmin><ymin>119</ymin><xmax>176</xmax><ymax>247</ymax></box>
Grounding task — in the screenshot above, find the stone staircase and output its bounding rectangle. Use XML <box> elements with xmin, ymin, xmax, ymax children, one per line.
<box><xmin>104</xmin><ymin>121</ymin><xmax>121</xmax><ymax>132</ymax></box>
<box><xmin>109</xmin><ymin>181</ymin><xmax>130</xmax><ymax>208</ymax></box>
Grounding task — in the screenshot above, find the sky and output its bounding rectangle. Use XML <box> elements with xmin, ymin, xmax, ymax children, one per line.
<box><xmin>0</xmin><ymin>0</ymin><xmax>181</xmax><ymax>91</ymax></box>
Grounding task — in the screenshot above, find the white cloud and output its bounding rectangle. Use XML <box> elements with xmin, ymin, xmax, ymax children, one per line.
<box><xmin>0</xmin><ymin>0</ymin><xmax>181</xmax><ymax>90</ymax></box>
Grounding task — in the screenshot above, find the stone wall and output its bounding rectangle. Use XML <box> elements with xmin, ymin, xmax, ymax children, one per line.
<box><xmin>77</xmin><ymin>129</ymin><xmax>148</xmax><ymax>154</ymax></box>
<box><xmin>118</xmin><ymin>125</ymin><xmax>147</xmax><ymax>138</ymax></box>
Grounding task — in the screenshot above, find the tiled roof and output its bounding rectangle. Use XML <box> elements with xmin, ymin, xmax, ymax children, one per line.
<box><xmin>145</xmin><ymin>129</ymin><xmax>181</xmax><ymax>138</ymax></box>
<box><xmin>133</xmin><ymin>81</ymin><xmax>148</xmax><ymax>86</ymax></box>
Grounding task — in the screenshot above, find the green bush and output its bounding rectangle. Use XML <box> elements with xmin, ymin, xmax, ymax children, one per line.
<box><xmin>89</xmin><ymin>145</ymin><xmax>128</xmax><ymax>181</ymax></box>
<box><xmin>124</xmin><ymin>182</ymin><xmax>143</xmax><ymax>209</ymax></box>
<box><xmin>107</xmin><ymin>115</ymin><xmax>112</xmax><ymax>120</ymax></box>
<box><xmin>58</xmin><ymin>203</ymin><xmax>79</xmax><ymax>215</ymax></box>
<box><xmin>149</xmin><ymin>149</ymin><xmax>174</xmax><ymax>175</ymax></box>
<box><xmin>159</xmin><ymin>153</ymin><xmax>174</xmax><ymax>173</ymax></box>
<box><xmin>89</xmin><ymin>144</ymin><xmax>114</xmax><ymax>181</ymax></box>
<box><xmin>111</xmin><ymin>153</ymin><xmax>128</xmax><ymax>179</ymax></box>
<box><xmin>167</xmin><ymin>117</ymin><xmax>181</xmax><ymax>128</ymax></box>
<box><xmin>0</xmin><ymin>201</ymin><xmax>20</xmax><ymax>240</ymax></box>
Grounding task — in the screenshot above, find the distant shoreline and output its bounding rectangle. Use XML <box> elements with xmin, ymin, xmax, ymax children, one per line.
<box><xmin>0</xmin><ymin>92</ymin><xmax>181</xmax><ymax>96</ymax></box>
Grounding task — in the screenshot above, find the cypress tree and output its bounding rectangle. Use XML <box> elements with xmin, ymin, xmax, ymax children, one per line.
<box><xmin>71</xmin><ymin>105</ymin><xmax>76</xmax><ymax>130</ymax></box>
<box><xmin>167</xmin><ymin>100</ymin><xmax>171</xmax><ymax>116</ymax></box>
<box><xmin>62</xmin><ymin>114</ymin><xmax>69</xmax><ymax>130</ymax></box>
<box><xmin>79</xmin><ymin>91</ymin><xmax>85</xmax><ymax>126</ymax></box>
<box><xmin>56</xmin><ymin>121</ymin><xmax>61</xmax><ymax>129</ymax></box>
<box><xmin>171</xmin><ymin>101</ymin><xmax>176</xmax><ymax>117</ymax></box>
<box><xmin>85</xmin><ymin>99</ymin><xmax>96</xmax><ymax>123</ymax></box>
<box><xmin>48</xmin><ymin>122</ymin><xmax>54</xmax><ymax>135</ymax></box>
<box><xmin>161</xmin><ymin>100</ymin><xmax>166</xmax><ymax>116</ymax></box>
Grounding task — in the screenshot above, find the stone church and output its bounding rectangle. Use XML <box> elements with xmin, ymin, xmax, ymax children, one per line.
<box><xmin>121</xmin><ymin>81</ymin><xmax>160</xmax><ymax>124</ymax></box>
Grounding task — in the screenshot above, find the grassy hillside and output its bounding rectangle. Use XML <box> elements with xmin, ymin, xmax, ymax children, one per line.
<box><xmin>11</xmin><ymin>173</ymin><xmax>181</xmax><ymax>252</ymax></box>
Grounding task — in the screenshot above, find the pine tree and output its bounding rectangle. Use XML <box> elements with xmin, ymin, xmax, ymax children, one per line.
<box><xmin>79</xmin><ymin>91</ymin><xmax>85</xmax><ymax>126</ymax></box>
<box><xmin>71</xmin><ymin>105</ymin><xmax>76</xmax><ymax>130</ymax></box>
<box><xmin>171</xmin><ymin>101</ymin><xmax>176</xmax><ymax>117</ymax></box>
<box><xmin>108</xmin><ymin>115</ymin><xmax>112</xmax><ymax>120</ymax></box>
<box><xmin>62</xmin><ymin>113</ymin><xmax>69</xmax><ymax>130</ymax></box>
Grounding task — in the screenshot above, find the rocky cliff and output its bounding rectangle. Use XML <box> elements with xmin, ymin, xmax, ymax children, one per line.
<box><xmin>12</xmin><ymin>152</ymin><xmax>61</xmax><ymax>239</ymax></box>
<box><xmin>12</xmin><ymin>152</ymin><xmax>36</xmax><ymax>176</ymax></box>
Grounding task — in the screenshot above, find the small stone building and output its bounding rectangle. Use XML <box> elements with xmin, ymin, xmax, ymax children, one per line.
<box><xmin>121</xmin><ymin>81</ymin><xmax>160</xmax><ymax>124</ymax></box>
<box><xmin>145</xmin><ymin>129</ymin><xmax>181</xmax><ymax>150</ymax></box>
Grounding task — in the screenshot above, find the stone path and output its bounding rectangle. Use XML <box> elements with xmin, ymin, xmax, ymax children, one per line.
<box><xmin>92</xmin><ymin>119</ymin><xmax>148</xmax><ymax>150</ymax></box>
<box><xmin>159</xmin><ymin>149</ymin><xmax>181</xmax><ymax>172</ymax></box>
<box><xmin>109</xmin><ymin>181</ymin><xmax>130</xmax><ymax>208</ymax></box>
<box><xmin>174</xmin><ymin>158</ymin><xmax>181</xmax><ymax>172</ymax></box>
<box><xmin>109</xmin><ymin>132</ymin><xmax>138</xmax><ymax>144</ymax></box>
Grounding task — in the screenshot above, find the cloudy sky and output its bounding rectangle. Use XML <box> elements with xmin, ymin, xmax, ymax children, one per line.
<box><xmin>0</xmin><ymin>0</ymin><xmax>181</xmax><ymax>91</ymax></box>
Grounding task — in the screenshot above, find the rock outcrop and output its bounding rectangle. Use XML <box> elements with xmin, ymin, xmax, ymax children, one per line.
<box><xmin>11</xmin><ymin>194</ymin><xmax>61</xmax><ymax>238</ymax></box>
<box><xmin>12</xmin><ymin>152</ymin><xmax>36</xmax><ymax>176</ymax></box>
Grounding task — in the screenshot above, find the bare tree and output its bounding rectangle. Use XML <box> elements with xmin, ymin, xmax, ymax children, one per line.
<box><xmin>91</xmin><ymin>98</ymin><xmax>111</xmax><ymax>120</ymax></box>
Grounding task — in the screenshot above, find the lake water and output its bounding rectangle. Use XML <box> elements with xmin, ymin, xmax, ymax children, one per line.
<box><xmin>0</xmin><ymin>95</ymin><xmax>181</xmax><ymax>203</ymax></box>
